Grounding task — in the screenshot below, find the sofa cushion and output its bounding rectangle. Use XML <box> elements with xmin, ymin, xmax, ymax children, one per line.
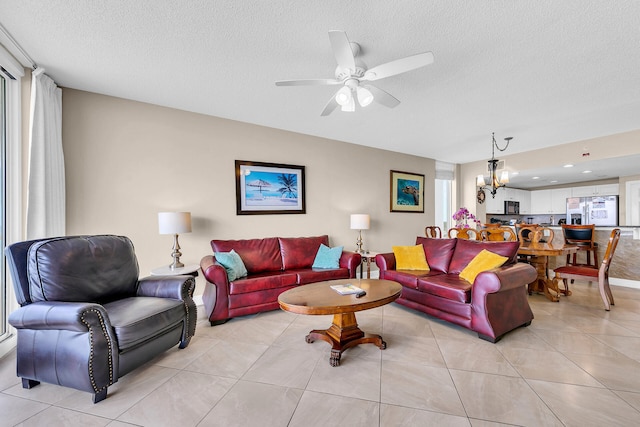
<box><xmin>382</xmin><ymin>269</ymin><xmax>436</xmax><ymax>288</ymax></box>
<box><xmin>448</xmin><ymin>239</ymin><xmax>519</xmax><ymax>274</ymax></box>
<box><xmin>228</xmin><ymin>271</ymin><xmax>298</xmax><ymax>294</ymax></box>
<box><xmin>415</xmin><ymin>237</ymin><xmax>457</xmax><ymax>273</ymax></box>
<box><xmin>211</xmin><ymin>238</ymin><xmax>282</xmax><ymax>274</ymax></box>
<box><xmin>214</xmin><ymin>249</ymin><xmax>248</xmax><ymax>281</ymax></box>
<box><xmin>279</xmin><ymin>235</ymin><xmax>329</xmax><ymax>270</ymax></box>
<box><xmin>392</xmin><ymin>245</ymin><xmax>430</xmax><ymax>270</ymax></box>
<box><xmin>417</xmin><ymin>275</ymin><xmax>473</xmax><ymax>303</ymax></box>
<box><xmin>27</xmin><ymin>235</ymin><xmax>139</xmax><ymax>303</ymax></box>
<box><xmin>459</xmin><ymin>249</ymin><xmax>509</xmax><ymax>284</ymax></box>
<box><xmin>312</xmin><ymin>244</ymin><xmax>343</xmax><ymax>269</ymax></box>
<box><xmin>103</xmin><ymin>296</ymin><xmax>185</xmax><ymax>351</ymax></box>
<box><xmin>295</xmin><ymin>268</ymin><xmax>350</xmax><ymax>285</ymax></box>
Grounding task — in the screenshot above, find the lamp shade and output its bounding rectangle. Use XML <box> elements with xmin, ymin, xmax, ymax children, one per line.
<box><xmin>350</xmin><ymin>214</ymin><xmax>370</xmax><ymax>230</ymax></box>
<box><xmin>476</xmin><ymin>174</ymin><xmax>486</xmax><ymax>187</ymax></box>
<box><xmin>158</xmin><ymin>212</ymin><xmax>192</xmax><ymax>234</ymax></box>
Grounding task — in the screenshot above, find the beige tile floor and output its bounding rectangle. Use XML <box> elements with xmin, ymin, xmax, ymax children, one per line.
<box><xmin>2</xmin><ymin>283</ymin><xmax>640</xmax><ymax>426</ymax></box>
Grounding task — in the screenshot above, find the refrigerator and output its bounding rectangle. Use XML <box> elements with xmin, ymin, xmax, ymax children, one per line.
<box><xmin>566</xmin><ymin>195</ymin><xmax>619</xmax><ymax>226</ymax></box>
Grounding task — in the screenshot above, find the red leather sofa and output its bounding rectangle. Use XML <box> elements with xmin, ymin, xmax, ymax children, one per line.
<box><xmin>375</xmin><ymin>237</ymin><xmax>537</xmax><ymax>342</ymax></box>
<box><xmin>200</xmin><ymin>235</ymin><xmax>361</xmax><ymax>325</ymax></box>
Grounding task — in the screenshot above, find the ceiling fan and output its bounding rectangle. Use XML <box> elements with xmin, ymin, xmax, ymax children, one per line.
<box><xmin>275</xmin><ymin>31</ymin><xmax>434</xmax><ymax>116</ymax></box>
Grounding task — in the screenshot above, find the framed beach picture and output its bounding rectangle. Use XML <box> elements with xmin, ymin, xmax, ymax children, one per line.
<box><xmin>235</xmin><ymin>160</ymin><xmax>306</xmax><ymax>215</ymax></box>
<box><xmin>390</xmin><ymin>170</ymin><xmax>425</xmax><ymax>213</ymax></box>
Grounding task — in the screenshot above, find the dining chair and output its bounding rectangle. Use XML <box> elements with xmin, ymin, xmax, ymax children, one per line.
<box><xmin>480</xmin><ymin>226</ymin><xmax>517</xmax><ymax>241</ymax></box>
<box><xmin>553</xmin><ymin>228</ymin><xmax>620</xmax><ymax>310</ymax></box>
<box><xmin>448</xmin><ymin>227</ymin><xmax>479</xmax><ymax>240</ymax></box>
<box><xmin>561</xmin><ymin>224</ymin><xmax>598</xmax><ymax>267</ymax></box>
<box><xmin>425</xmin><ymin>226</ymin><xmax>442</xmax><ymax>238</ymax></box>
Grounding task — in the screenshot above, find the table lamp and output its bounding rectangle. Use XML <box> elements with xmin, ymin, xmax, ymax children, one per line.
<box><xmin>158</xmin><ymin>212</ymin><xmax>192</xmax><ymax>269</ymax></box>
<box><xmin>350</xmin><ymin>214</ymin><xmax>370</xmax><ymax>253</ymax></box>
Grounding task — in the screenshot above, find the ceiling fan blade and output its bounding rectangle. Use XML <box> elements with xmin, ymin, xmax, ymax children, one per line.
<box><xmin>320</xmin><ymin>94</ymin><xmax>339</xmax><ymax>116</ymax></box>
<box><xmin>366</xmin><ymin>85</ymin><xmax>400</xmax><ymax>108</ymax></box>
<box><xmin>363</xmin><ymin>52</ymin><xmax>434</xmax><ymax>81</ymax></box>
<box><xmin>328</xmin><ymin>31</ymin><xmax>356</xmax><ymax>71</ymax></box>
<box><xmin>275</xmin><ymin>79</ymin><xmax>341</xmax><ymax>86</ymax></box>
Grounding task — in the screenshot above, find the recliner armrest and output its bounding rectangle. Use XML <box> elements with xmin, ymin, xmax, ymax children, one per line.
<box><xmin>8</xmin><ymin>301</ymin><xmax>112</xmax><ymax>332</ymax></box>
<box><xmin>137</xmin><ymin>275</ymin><xmax>196</xmax><ymax>300</ymax></box>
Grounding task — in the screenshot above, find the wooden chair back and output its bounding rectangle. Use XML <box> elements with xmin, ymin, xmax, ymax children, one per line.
<box><xmin>553</xmin><ymin>228</ymin><xmax>620</xmax><ymax>310</ymax></box>
<box><xmin>562</xmin><ymin>224</ymin><xmax>596</xmax><ymax>247</ymax></box>
<box><xmin>562</xmin><ymin>223</ymin><xmax>598</xmax><ymax>267</ymax></box>
<box><xmin>448</xmin><ymin>227</ymin><xmax>479</xmax><ymax>240</ymax></box>
<box><xmin>425</xmin><ymin>226</ymin><xmax>442</xmax><ymax>238</ymax></box>
<box><xmin>516</xmin><ymin>224</ymin><xmax>539</xmax><ymax>243</ymax></box>
<box><xmin>480</xmin><ymin>226</ymin><xmax>517</xmax><ymax>241</ymax></box>
<box><xmin>530</xmin><ymin>227</ymin><xmax>554</xmax><ymax>244</ymax></box>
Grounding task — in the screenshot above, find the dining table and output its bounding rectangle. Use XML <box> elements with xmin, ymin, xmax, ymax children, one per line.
<box><xmin>517</xmin><ymin>241</ymin><xmax>579</xmax><ymax>302</ymax></box>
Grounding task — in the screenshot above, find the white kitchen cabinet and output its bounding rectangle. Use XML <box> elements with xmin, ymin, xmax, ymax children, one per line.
<box><xmin>530</xmin><ymin>188</ymin><xmax>570</xmax><ymax>214</ymax></box>
<box><xmin>530</xmin><ymin>190</ymin><xmax>550</xmax><ymax>214</ymax></box>
<box><xmin>571</xmin><ymin>184</ymin><xmax>619</xmax><ymax>197</ymax></box>
<box><xmin>484</xmin><ymin>189</ymin><xmax>505</xmax><ymax>213</ymax></box>
<box><xmin>550</xmin><ymin>188</ymin><xmax>571</xmax><ymax>214</ymax></box>
<box><xmin>513</xmin><ymin>188</ymin><xmax>531</xmax><ymax>214</ymax></box>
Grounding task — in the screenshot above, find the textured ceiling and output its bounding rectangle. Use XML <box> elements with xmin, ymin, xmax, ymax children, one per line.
<box><xmin>1</xmin><ymin>0</ymin><xmax>639</xmax><ymax>168</ymax></box>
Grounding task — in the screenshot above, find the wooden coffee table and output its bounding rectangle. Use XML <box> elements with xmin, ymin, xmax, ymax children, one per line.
<box><xmin>278</xmin><ymin>278</ymin><xmax>401</xmax><ymax>366</ymax></box>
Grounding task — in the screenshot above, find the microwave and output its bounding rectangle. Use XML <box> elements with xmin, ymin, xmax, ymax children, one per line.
<box><xmin>505</xmin><ymin>200</ymin><xmax>520</xmax><ymax>215</ymax></box>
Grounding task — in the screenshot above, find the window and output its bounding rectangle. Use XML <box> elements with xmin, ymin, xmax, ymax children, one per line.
<box><xmin>0</xmin><ymin>48</ymin><xmax>24</xmax><ymax>357</ymax></box>
<box><xmin>435</xmin><ymin>161</ymin><xmax>455</xmax><ymax>233</ymax></box>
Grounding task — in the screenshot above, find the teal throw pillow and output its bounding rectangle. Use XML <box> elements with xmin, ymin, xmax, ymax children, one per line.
<box><xmin>214</xmin><ymin>249</ymin><xmax>248</xmax><ymax>281</ymax></box>
<box><xmin>312</xmin><ymin>244</ymin><xmax>343</xmax><ymax>269</ymax></box>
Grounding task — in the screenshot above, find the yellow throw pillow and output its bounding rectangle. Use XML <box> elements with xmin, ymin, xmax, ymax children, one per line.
<box><xmin>392</xmin><ymin>245</ymin><xmax>430</xmax><ymax>270</ymax></box>
<box><xmin>459</xmin><ymin>249</ymin><xmax>508</xmax><ymax>284</ymax></box>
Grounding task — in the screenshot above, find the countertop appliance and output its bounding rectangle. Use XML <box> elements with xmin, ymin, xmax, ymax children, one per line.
<box><xmin>566</xmin><ymin>195</ymin><xmax>618</xmax><ymax>226</ymax></box>
<box><xmin>504</xmin><ymin>200</ymin><xmax>519</xmax><ymax>215</ymax></box>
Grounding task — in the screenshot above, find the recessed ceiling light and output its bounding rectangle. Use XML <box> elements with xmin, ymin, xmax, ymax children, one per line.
<box><xmin>582</xmin><ymin>170</ymin><xmax>592</xmax><ymax>174</ymax></box>
<box><xmin>532</xmin><ymin>176</ymin><xmax>540</xmax><ymax>180</ymax></box>
<box><xmin>511</xmin><ymin>171</ymin><xmax>519</xmax><ymax>176</ymax></box>
<box><xmin>550</xmin><ymin>180</ymin><xmax>558</xmax><ymax>183</ymax></box>
<box><xmin>563</xmin><ymin>164</ymin><xmax>574</xmax><ymax>168</ymax></box>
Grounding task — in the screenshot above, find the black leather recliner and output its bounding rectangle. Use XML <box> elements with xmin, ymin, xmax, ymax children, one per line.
<box><xmin>5</xmin><ymin>235</ymin><xmax>197</xmax><ymax>403</ymax></box>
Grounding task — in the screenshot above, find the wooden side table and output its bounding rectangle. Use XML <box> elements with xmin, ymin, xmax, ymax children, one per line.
<box><xmin>358</xmin><ymin>251</ymin><xmax>379</xmax><ymax>279</ymax></box>
<box><xmin>150</xmin><ymin>264</ymin><xmax>200</xmax><ymax>277</ymax></box>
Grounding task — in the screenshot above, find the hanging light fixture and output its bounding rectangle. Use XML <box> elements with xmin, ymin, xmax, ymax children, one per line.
<box><xmin>476</xmin><ymin>132</ymin><xmax>513</xmax><ymax>199</ymax></box>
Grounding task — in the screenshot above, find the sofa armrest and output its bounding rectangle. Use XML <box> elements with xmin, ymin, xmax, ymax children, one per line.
<box><xmin>8</xmin><ymin>301</ymin><xmax>119</xmax><ymax>394</ymax></box>
<box><xmin>339</xmin><ymin>251</ymin><xmax>362</xmax><ymax>278</ymax></box>
<box><xmin>200</xmin><ymin>255</ymin><xmax>231</xmax><ymax>324</ymax></box>
<box><xmin>374</xmin><ymin>253</ymin><xmax>396</xmax><ymax>272</ymax></box>
<box><xmin>472</xmin><ymin>263</ymin><xmax>537</xmax><ymax>297</ymax></box>
<box><xmin>137</xmin><ymin>275</ymin><xmax>195</xmax><ymax>300</ymax></box>
<box><xmin>471</xmin><ymin>262</ymin><xmax>537</xmax><ymax>341</ymax></box>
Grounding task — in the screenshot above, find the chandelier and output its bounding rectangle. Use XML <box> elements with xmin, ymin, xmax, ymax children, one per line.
<box><xmin>476</xmin><ymin>132</ymin><xmax>513</xmax><ymax>199</ymax></box>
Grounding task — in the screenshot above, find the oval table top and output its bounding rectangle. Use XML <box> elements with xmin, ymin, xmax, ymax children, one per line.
<box><xmin>278</xmin><ymin>278</ymin><xmax>402</xmax><ymax>316</ymax></box>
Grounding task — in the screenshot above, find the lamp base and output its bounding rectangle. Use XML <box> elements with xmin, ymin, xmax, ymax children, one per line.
<box><xmin>355</xmin><ymin>230</ymin><xmax>364</xmax><ymax>253</ymax></box>
<box><xmin>169</xmin><ymin>233</ymin><xmax>184</xmax><ymax>270</ymax></box>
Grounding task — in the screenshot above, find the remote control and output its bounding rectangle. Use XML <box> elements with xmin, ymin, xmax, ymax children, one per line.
<box><xmin>355</xmin><ymin>290</ymin><xmax>367</xmax><ymax>298</ymax></box>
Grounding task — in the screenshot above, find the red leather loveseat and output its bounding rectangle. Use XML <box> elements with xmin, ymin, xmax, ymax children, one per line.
<box><xmin>200</xmin><ymin>235</ymin><xmax>361</xmax><ymax>325</ymax></box>
<box><xmin>375</xmin><ymin>237</ymin><xmax>537</xmax><ymax>342</ymax></box>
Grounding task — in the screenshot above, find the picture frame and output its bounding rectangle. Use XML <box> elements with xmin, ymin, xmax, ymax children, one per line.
<box><xmin>235</xmin><ymin>160</ymin><xmax>306</xmax><ymax>215</ymax></box>
<box><xmin>390</xmin><ymin>170</ymin><xmax>425</xmax><ymax>213</ymax></box>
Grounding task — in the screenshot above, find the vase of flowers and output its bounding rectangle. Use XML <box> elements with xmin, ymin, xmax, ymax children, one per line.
<box><xmin>452</xmin><ymin>207</ymin><xmax>481</xmax><ymax>229</ymax></box>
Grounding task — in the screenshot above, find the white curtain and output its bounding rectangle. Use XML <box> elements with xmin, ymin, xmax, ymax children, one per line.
<box><xmin>26</xmin><ymin>68</ymin><xmax>65</xmax><ymax>239</ymax></box>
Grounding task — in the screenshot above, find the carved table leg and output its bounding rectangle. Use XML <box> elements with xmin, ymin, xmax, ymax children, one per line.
<box><xmin>305</xmin><ymin>311</ymin><xmax>387</xmax><ymax>366</ymax></box>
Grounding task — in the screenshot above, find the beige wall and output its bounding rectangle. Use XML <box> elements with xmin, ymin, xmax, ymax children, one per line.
<box><xmin>61</xmin><ymin>89</ymin><xmax>436</xmax><ymax>286</ymax></box>
<box><xmin>460</xmin><ymin>130</ymin><xmax>640</xmax><ymax>223</ymax></box>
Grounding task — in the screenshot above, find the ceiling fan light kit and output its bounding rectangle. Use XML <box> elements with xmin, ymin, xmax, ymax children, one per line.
<box><xmin>275</xmin><ymin>31</ymin><xmax>434</xmax><ymax>115</ymax></box>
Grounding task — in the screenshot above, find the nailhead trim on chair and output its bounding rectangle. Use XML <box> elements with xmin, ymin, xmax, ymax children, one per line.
<box><xmin>182</xmin><ymin>278</ymin><xmax>196</xmax><ymax>341</ymax></box>
<box><xmin>81</xmin><ymin>308</ymin><xmax>114</xmax><ymax>394</ymax></box>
